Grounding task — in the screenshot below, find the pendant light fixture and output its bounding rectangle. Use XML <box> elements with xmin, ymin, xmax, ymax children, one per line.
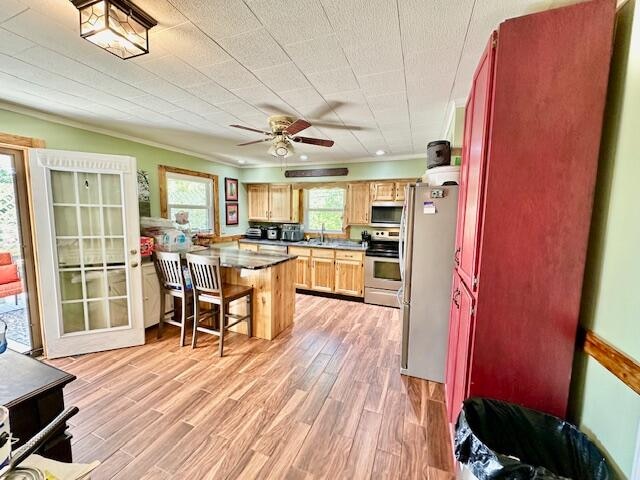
<box><xmin>71</xmin><ymin>0</ymin><xmax>157</xmax><ymax>59</ymax></box>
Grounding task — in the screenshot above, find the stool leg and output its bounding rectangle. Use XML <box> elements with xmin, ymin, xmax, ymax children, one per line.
<box><xmin>157</xmin><ymin>290</ymin><xmax>165</xmax><ymax>339</ymax></box>
<box><xmin>246</xmin><ymin>294</ymin><xmax>253</xmax><ymax>338</ymax></box>
<box><xmin>218</xmin><ymin>301</ymin><xmax>225</xmax><ymax>357</ymax></box>
<box><xmin>192</xmin><ymin>295</ymin><xmax>199</xmax><ymax>349</ymax></box>
<box><xmin>179</xmin><ymin>294</ymin><xmax>187</xmax><ymax>347</ymax></box>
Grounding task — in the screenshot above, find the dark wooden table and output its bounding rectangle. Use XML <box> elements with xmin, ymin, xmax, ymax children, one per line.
<box><xmin>0</xmin><ymin>350</ymin><xmax>76</xmax><ymax>462</ymax></box>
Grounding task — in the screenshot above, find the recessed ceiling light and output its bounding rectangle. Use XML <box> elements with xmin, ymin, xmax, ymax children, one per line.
<box><xmin>300</xmin><ymin>155</ymin><xmax>308</xmax><ymax>161</ymax></box>
<box><xmin>238</xmin><ymin>159</ymin><xmax>246</xmax><ymax>164</ymax></box>
<box><xmin>375</xmin><ymin>150</ymin><xmax>386</xmax><ymax>156</ymax></box>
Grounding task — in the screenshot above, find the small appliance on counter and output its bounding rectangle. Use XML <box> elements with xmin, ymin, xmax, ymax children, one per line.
<box><xmin>422</xmin><ymin>165</ymin><xmax>460</xmax><ymax>186</ymax></box>
<box><xmin>281</xmin><ymin>224</ymin><xmax>304</xmax><ymax>242</ymax></box>
<box><xmin>266</xmin><ymin>226</ymin><xmax>280</xmax><ymax>240</ymax></box>
<box><xmin>246</xmin><ymin>226</ymin><xmax>267</xmax><ymax>239</ymax></box>
<box><xmin>426</xmin><ymin>140</ymin><xmax>451</xmax><ymax>169</ymax></box>
<box><xmin>360</xmin><ymin>230</ymin><xmax>372</xmax><ymax>249</ymax></box>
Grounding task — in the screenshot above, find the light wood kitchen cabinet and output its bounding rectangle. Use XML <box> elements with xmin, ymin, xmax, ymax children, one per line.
<box><xmin>248</xmin><ymin>184</ymin><xmax>270</xmax><ymax>221</ymax></box>
<box><xmin>394</xmin><ymin>182</ymin><xmax>411</xmax><ymax>201</ymax></box>
<box><xmin>310</xmin><ymin>248</ymin><xmax>335</xmax><ymax>292</ymax></box>
<box><xmin>289</xmin><ymin>246</ymin><xmax>311</xmax><ymax>289</ymax></box>
<box><xmin>239</xmin><ymin>242</ymin><xmax>259</xmax><ymax>252</ymax></box>
<box><xmin>371</xmin><ymin>182</ymin><xmax>396</xmax><ymax>201</ymax></box>
<box><xmin>247</xmin><ymin>184</ymin><xmax>299</xmax><ymax>222</ymax></box>
<box><xmin>334</xmin><ymin>251</ymin><xmax>364</xmax><ymax>297</ymax></box>
<box><xmin>345</xmin><ymin>183</ymin><xmax>370</xmax><ymax>225</ymax></box>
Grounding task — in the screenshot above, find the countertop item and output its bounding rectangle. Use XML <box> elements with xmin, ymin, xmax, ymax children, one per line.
<box><xmin>0</xmin><ymin>351</ymin><xmax>76</xmax><ymax>463</ymax></box>
<box><xmin>186</xmin><ymin>246</ymin><xmax>296</xmax><ymax>270</ymax></box>
<box><xmin>239</xmin><ymin>238</ymin><xmax>366</xmax><ymax>251</ymax></box>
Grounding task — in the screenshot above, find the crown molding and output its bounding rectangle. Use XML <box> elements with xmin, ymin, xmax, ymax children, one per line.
<box><xmin>0</xmin><ymin>101</ymin><xmax>241</xmax><ymax>168</ymax></box>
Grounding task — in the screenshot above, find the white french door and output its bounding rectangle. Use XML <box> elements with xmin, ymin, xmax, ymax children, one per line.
<box><xmin>29</xmin><ymin>149</ymin><xmax>144</xmax><ymax>358</ymax></box>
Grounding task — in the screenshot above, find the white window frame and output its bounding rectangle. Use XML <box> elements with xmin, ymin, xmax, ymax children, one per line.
<box><xmin>166</xmin><ymin>171</ymin><xmax>214</xmax><ymax>232</ymax></box>
<box><xmin>304</xmin><ymin>187</ymin><xmax>346</xmax><ymax>233</ymax></box>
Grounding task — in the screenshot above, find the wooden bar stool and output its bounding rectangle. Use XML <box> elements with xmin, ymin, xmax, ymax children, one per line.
<box><xmin>185</xmin><ymin>253</ymin><xmax>253</xmax><ymax>357</ymax></box>
<box><xmin>153</xmin><ymin>251</ymin><xmax>193</xmax><ymax>347</ymax></box>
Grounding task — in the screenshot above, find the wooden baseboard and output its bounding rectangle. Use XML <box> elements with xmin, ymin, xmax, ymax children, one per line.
<box><xmin>582</xmin><ymin>329</ymin><xmax>640</xmax><ymax>395</ymax></box>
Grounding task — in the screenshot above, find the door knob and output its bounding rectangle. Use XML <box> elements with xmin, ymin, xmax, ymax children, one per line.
<box><xmin>130</xmin><ymin>249</ymin><xmax>138</xmax><ymax>255</ymax></box>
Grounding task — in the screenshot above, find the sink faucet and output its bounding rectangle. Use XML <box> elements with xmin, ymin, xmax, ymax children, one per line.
<box><xmin>320</xmin><ymin>223</ymin><xmax>325</xmax><ymax>243</ymax></box>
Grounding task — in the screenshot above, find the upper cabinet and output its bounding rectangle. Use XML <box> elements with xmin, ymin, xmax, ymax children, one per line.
<box><xmin>345</xmin><ymin>183</ymin><xmax>370</xmax><ymax>225</ymax></box>
<box><xmin>371</xmin><ymin>181</ymin><xmax>411</xmax><ymax>202</ymax></box>
<box><xmin>248</xmin><ymin>184</ymin><xmax>299</xmax><ymax>222</ymax></box>
<box><xmin>370</xmin><ymin>182</ymin><xmax>396</xmax><ymax>201</ymax></box>
<box><xmin>248</xmin><ymin>184</ymin><xmax>270</xmax><ymax>221</ymax></box>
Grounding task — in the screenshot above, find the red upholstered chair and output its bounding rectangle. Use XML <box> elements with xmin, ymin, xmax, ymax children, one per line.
<box><xmin>0</xmin><ymin>252</ymin><xmax>23</xmax><ymax>305</ymax></box>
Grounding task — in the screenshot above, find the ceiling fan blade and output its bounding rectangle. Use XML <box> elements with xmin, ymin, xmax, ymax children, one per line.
<box><xmin>255</xmin><ymin>103</ymin><xmax>293</xmax><ymax>115</ymax></box>
<box><xmin>292</xmin><ymin>136</ymin><xmax>334</xmax><ymax>147</ymax></box>
<box><xmin>307</xmin><ymin>101</ymin><xmax>346</xmax><ymax>119</ymax></box>
<box><xmin>284</xmin><ymin>119</ymin><xmax>312</xmax><ymax>135</ymax></box>
<box><xmin>237</xmin><ymin>138</ymin><xmax>271</xmax><ymax>146</ymax></box>
<box><xmin>229</xmin><ymin>124</ymin><xmax>271</xmax><ymax>135</ymax></box>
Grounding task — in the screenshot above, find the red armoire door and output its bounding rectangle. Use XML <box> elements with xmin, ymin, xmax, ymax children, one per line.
<box><xmin>450</xmin><ymin>279</ymin><xmax>475</xmax><ymax>423</ymax></box>
<box><xmin>457</xmin><ymin>34</ymin><xmax>496</xmax><ymax>292</ymax></box>
<box><xmin>445</xmin><ymin>273</ymin><xmax>461</xmax><ymax>417</ymax></box>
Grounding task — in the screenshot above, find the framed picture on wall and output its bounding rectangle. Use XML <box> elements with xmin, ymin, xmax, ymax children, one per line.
<box><xmin>225</xmin><ymin>177</ymin><xmax>238</xmax><ymax>201</ymax></box>
<box><xmin>225</xmin><ymin>203</ymin><xmax>239</xmax><ymax>225</ymax></box>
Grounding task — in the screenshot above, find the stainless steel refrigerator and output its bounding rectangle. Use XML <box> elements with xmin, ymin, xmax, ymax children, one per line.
<box><xmin>399</xmin><ymin>183</ymin><xmax>459</xmax><ymax>382</ymax></box>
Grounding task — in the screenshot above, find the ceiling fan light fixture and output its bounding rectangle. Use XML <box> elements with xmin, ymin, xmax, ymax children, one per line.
<box><xmin>71</xmin><ymin>0</ymin><xmax>157</xmax><ymax>59</ymax></box>
<box><xmin>271</xmin><ymin>140</ymin><xmax>290</xmax><ymax>158</ymax></box>
<box><xmin>375</xmin><ymin>149</ymin><xmax>386</xmax><ymax>156</ymax></box>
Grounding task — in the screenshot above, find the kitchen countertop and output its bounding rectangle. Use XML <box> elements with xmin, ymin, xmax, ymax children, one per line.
<box><xmin>186</xmin><ymin>246</ymin><xmax>296</xmax><ymax>270</ymax></box>
<box><xmin>239</xmin><ymin>238</ymin><xmax>366</xmax><ymax>251</ymax></box>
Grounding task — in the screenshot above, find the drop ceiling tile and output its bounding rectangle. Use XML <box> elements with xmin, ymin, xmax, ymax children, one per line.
<box><xmin>132</xmin><ymin>0</ymin><xmax>189</xmax><ymax>32</ymax></box>
<box><xmin>253</xmin><ymin>62</ymin><xmax>310</xmax><ymax>93</ymax></box>
<box><xmin>367</xmin><ymin>92</ymin><xmax>407</xmax><ymax>113</ymax></box>
<box><xmin>339</xmin><ymin>37</ymin><xmax>404</xmax><ymax>77</ymax></box>
<box><xmin>81</xmin><ymin>54</ymin><xmax>159</xmax><ymax>86</ymax></box>
<box><xmin>277</xmin><ymin>88</ymin><xmax>325</xmax><ymax>109</ymax></box>
<box><xmin>198</xmin><ymin>60</ymin><xmax>261</xmax><ymax>90</ymax></box>
<box><xmin>18</xmin><ymin>0</ymin><xmax>78</xmax><ymax>31</ymax></box>
<box><xmin>307</xmin><ymin>67</ymin><xmax>359</xmax><ymax>95</ymax></box>
<box><xmin>168</xmin><ymin>109</ymin><xmax>207</xmax><ymax>126</ymax></box>
<box><xmin>134</xmin><ymin>79</ymin><xmax>193</xmax><ymax>102</ymax></box>
<box><xmin>186</xmin><ymin>82</ymin><xmax>237</xmax><ymax>105</ymax></box>
<box><xmin>231</xmin><ymin>84</ymin><xmax>282</xmax><ymax>105</ymax></box>
<box><xmin>151</xmin><ymin>22</ymin><xmax>231</xmax><ymax>66</ymax></box>
<box><xmin>217</xmin><ymin>100</ymin><xmax>264</xmax><ymax>117</ymax></box>
<box><xmin>170</xmin><ymin>0</ymin><xmax>262</xmax><ymax>40</ymax></box>
<box><xmin>175</xmin><ymin>94</ymin><xmax>224</xmax><ymax>114</ymax></box>
<box><xmin>0</xmin><ymin>0</ymin><xmax>27</xmax><ymax>24</ymax></box>
<box><xmin>217</xmin><ymin>28</ymin><xmax>289</xmax><ymax>70</ymax></box>
<box><xmin>285</xmin><ymin>35</ymin><xmax>349</xmax><ymax>75</ymax></box>
<box><xmin>0</xmin><ymin>28</ymin><xmax>34</xmax><ymax>55</ymax></box>
<box><xmin>358</xmin><ymin>69</ymin><xmax>405</xmax><ymax>97</ymax></box>
<box><xmin>246</xmin><ymin>0</ymin><xmax>333</xmax><ymax>45</ymax></box>
<box><xmin>141</xmin><ymin>55</ymin><xmax>211</xmax><ymax>88</ymax></box>
<box><xmin>321</xmin><ymin>0</ymin><xmax>399</xmax><ymax>40</ymax></box>
<box><xmin>129</xmin><ymin>95</ymin><xmax>182</xmax><ymax>114</ymax></box>
<box><xmin>16</xmin><ymin>47</ymin><xmax>146</xmax><ymax>99</ymax></box>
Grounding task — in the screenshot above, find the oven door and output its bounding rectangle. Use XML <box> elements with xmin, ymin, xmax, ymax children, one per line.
<box><xmin>370</xmin><ymin>202</ymin><xmax>403</xmax><ymax>227</ymax></box>
<box><xmin>365</xmin><ymin>256</ymin><xmax>402</xmax><ymax>290</ymax></box>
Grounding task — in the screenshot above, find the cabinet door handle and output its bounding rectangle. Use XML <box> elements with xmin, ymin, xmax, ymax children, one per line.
<box><xmin>453</xmin><ymin>289</ymin><xmax>461</xmax><ymax>308</ymax></box>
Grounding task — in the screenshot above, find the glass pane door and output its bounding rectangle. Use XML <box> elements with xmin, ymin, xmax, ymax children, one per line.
<box><xmin>51</xmin><ymin>170</ymin><xmax>129</xmax><ymax>335</ymax></box>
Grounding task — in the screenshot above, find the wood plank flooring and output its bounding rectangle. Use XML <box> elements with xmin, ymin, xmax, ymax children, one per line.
<box><xmin>47</xmin><ymin>294</ymin><xmax>455</xmax><ymax>479</ymax></box>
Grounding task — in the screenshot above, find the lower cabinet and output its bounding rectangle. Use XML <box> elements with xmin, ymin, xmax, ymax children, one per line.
<box><xmin>334</xmin><ymin>251</ymin><xmax>364</xmax><ymax>296</ymax></box>
<box><xmin>289</xmin><ymin>247</ymin><xmax>312</xmax><ymax>289</ymax></box>
<box><xmin>311</xmin><ymin>256</ymin><xmax>335</xmax><ymax>292</ymax></box>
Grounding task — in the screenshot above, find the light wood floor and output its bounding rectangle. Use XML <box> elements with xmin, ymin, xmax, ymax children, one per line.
<box><xmin>47</xmin><ymin>294</ymin><xmax>455</xmax><ymax>480</ymax></box>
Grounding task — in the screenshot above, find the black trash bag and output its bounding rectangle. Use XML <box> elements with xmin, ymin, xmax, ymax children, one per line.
<box><xmin>454</xmin><ymin>398</ymin><xmax>615</xmax><ymax>480</ymax></box>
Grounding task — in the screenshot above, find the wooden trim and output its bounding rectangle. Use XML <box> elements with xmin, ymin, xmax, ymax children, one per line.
<box><xmin>0</xmin><ymin>133</ymin><xmax>45</xmax><ymax>148</ymax></box>
<box><xmin>582</xmin><ymin>329</ymin><xmax>640</xmax><ymax>395</ymax></box>
<box><xmin>158</xmin><ymin>165</ymin><xmax>220</xmax><ymax>238</ymax></box>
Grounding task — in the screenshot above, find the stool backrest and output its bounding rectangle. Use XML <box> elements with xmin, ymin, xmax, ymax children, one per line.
<box><xmin>154</xmin><ymin>251</ymin><xmax>185</xmax><ymax>291</ymax></box>
<box><xmin>186</xmin><ymin>253</ymin><xmax>222</xmax><ymax>295</ymax></box>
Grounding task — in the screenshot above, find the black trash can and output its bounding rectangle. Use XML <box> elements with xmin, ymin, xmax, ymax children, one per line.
<box><xmin>427</xmin><ymin>140</ymin><xmax>451</xmax><ymax>169</ymax></box>
<box><xmin>454</xmin><ymin>398</ymin><xmax>616</xmax><ymax>480</ymax></box>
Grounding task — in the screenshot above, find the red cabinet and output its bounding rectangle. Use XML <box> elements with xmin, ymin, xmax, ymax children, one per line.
<box><xmin>445</xmin><ymin>0</ymin><xmax>615</xmax><ymax>421</ymax></box>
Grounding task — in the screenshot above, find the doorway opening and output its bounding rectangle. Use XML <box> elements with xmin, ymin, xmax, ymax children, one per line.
<box><xmin>0</xmin><ymin>147</ymin><xmax>41</xmax><ymax>354</ymax></box>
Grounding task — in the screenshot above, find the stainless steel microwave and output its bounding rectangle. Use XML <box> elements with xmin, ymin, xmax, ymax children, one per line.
<box><xmin>370</xmin><ymin>201</ymin><xmax>403</xmax><ymax>227</ymax></box>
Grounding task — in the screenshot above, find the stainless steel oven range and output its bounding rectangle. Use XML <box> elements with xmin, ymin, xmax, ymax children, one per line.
<box><xmin>364</xmin><ymin>230</ymin><xmax>401</xmax><ymax>307</ymax></box>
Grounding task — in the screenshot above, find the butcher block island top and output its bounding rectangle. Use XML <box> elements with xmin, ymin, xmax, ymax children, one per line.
<box><xmin>188</xmin><ymin>246</ymin><xmax>297</xmax><ymax>341</ymax></box>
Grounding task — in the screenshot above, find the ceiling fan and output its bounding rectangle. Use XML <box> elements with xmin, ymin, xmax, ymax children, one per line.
<box><xmin>230</xmin><ymin>115</ymin><xmax>334</xmax><ymax>158</ymax></box>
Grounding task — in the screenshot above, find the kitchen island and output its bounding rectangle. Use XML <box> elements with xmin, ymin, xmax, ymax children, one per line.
<box><xmin>188</xmin><ymin>247</ymin><xmax>297</xmax><ymax>340</ymax></box>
